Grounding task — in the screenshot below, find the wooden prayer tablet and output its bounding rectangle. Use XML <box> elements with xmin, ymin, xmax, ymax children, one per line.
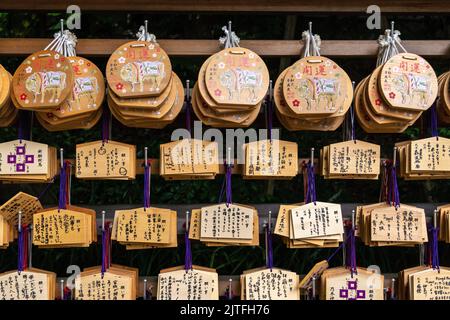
<box><xmin>107</xmin><ymin>40</ymin><xmax>172</xmax><ymax>98</ymax></box>
<box><xmin>13</xmin><ymin>50</ymin><xmax>74</xmax><ymax>110</ymax></box>
<box><xmin>204</xmin><ymin>47</ymin><xmax>269</xmax><ymax>106</ymax></box>
<box><xmin>107</xmin><ymin>71</ymin><xmax>183</xmax><ymax>129</ymax></box>
<box><xmin>379</xmin><ymin>53</ymin><xmax>438</xmax><ymax>111</ymax></box>
<box><xmin>321</xmin><ymin>267</ymin><xmax>384</xmax><ymax>300</ymax></box>
<box><xmin>240</xmin><ymin>267</ymin><xmax>300</xmax><ymax>300</ymax></box>
<box><xmin>200</xmin><ymin>203</ymin><xmax>254</xmax><ymax>241</ymax></box>
<box><xmin>400</xmin><ymin>267</ymin><xmax>450</xmax><ymax>300</ymax></box>
<box><xmin>283</xmin><ymin>56</ymin><xmax>352</xmax><ymax>116</ymax></box>
<box><xmin>0</xmin><ymin>66</ymin><xmax>17</xmax><ymax>128</ymax></box>
<box><xmin>274</xmin><ymin>202</ymin><xmax>342</xmax><ymax>249</ymax></box>
<box><xmin>356</xmin><ymin>203</ymin><xmax>428</xmax><ymax>246</ymax></box>
<box><xmin>160</xmin><ymin>138</ymin><xmax>219</xmax><ymax>180</ymax></box>
<box><xmin>438</xmin><ymin>204</ymin><xmax>450</xmax><ymax>243</ymax></box>
<box><xmin>0</xmin><ymin>139</ymin><xmax>57</xmax><ymax>183</ymax></box>
<box><xmin>0</xmin><ymin>215</ymin><xmax>15</xmax><ymax>249</ymax></box>
<box><xmin>189</xmin><ymin>207</ymin><xmax>259</xmax><ymax>246</ymax></box>
<box><xmin>157</xmin><ymin>266</ymin><xmax>219</xmax><ymax>300</ymax></box>
<box><xmin>112</xmin><ymin>207</ymin><xmax>177</xmax><ymax>248</ymax></box>
<box><xmin>192</xmin><ymin>47</ymin><xmax>267</xmax><ymax>128</ymax></box>
<box><xmin>34</xmin><ymin>56</ymin><xmax>104</xmax><ymax>131</ymax></box>
<box><xmin>0</xmin><ymin>191</ymin><xmax>43</xmax><ymax>225</ymax></box>
<box><xmin>243</xmin><ymin>139</ymin><xmax>298</xmax><ymax>179</ymax></box>
<box><xmin>75</xmin><ymin>140</ymin><xmax>136</xmax><ymax>180</ymax></box>
<box><xmin>299</xmin><ymin>260</ymin><xmax>329</xmax><ymax>289</ymax></box>
<box><xmin>274</xmin><ymin>57</ymin><xmax>353</xmax><ymax>131</ymax></box>
<box><xmin>437</xmin><ymin>71</ymin><xmax>450</xmax><ymax>125</ymax></box>
<box><xmin>290</xmin><ymin>202</ymin><xmax>344</xmax><ymax>239</ymax></box>
<box><xmin>320</xmin><ymin>140</ymin><xmax>381</xmax><ymax>179</ymax></box>
<box><xmin>354</xmin><ymin>76</ymin><xmax>419</xmax><ymax>134</ymax></box>
<box><xmin>395</xmin><ymin>137</ymin><xmax>450</xmax><ymax>180</ymax></box>
<box><xmin>0</xmin><ymin>269</ymin><xmax>56</xmax><ymax>300</ymax></box>
<box><xmin>75</xmin><ymin>267</ymin><xmax>137</xmax><ymax>300</ymax></box>
<box><xmin>33</xmin><ymin>207</ymin><xmax>96</xmax><ymax>247</ymax></box>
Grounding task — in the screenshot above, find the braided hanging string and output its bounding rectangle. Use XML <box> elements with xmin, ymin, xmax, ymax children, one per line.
<box><xmin>376</xmin><ymin>25</ymin><xmax>407</xmax><ymax>67</ymax></box>
<box><xmin>428</xmin><ymin>224</ymin><xmax>440</xmax><ymax>270</ymax></box>
<box><xmin>184</xmin><ymin>214</ymin><xmax>193</xmax><ymax>271</ymax></box>
<box><xmin>429</xmin><ymin>102</ymin><xmax>439</xmax><ymax>137</ymax></box>
<box><xmin>58</xmin><ymin>161</ymin><xmax>69</xmax><ymax>210</ymax></box>
<box><xmin>17</xmin><ymin>225</ymin><xmax>29</xmax><ymax>273</ymax></box>
<box><xmin>102</xmin><ymin>106</ymin><xmax>112</xmax><ymax>143</ymax></box>
<box><xmin>265</xmin><ymin>221</ymin><xmax>274</xmax><ymax>270</ymax></box>
<box><xmin>304</xmin><ymin>161</ymin><xmax>316</xmax><ymax>204</ymax></box>
<box><xmin>219</xmin><ymin>22</ymin><xmax>240</xmax><ymax>49</ymax></box>
<box><xmin>389</xmin><ymin>163</ymin><xmax>400</xmax><ymax>208</ymax></box>
<box><xmin>266</xmin><ymin>84</ymin><xmax>274</xmax><ymax>141</ymax></box>
<box><xmin>301</xmin><ymin>24</ymin><xmax>321</xmax><ymax>58</ymax></box>
<box><xmin>143</xmin><ymin>160</ymin><xmax>151</xmax><ymax>209</ymax></box>
<box><xmin>17</xmin><ymin>110</ymin><xmax>32</xmax><ymax>142</ymax></box>
<box><xmin>136</xmin><ymin>22</ymin><xmax>157</xmax><ymax>43</ymax></box>
<box><xmin>185</xmin><ymin>86</ymin><xmax>192</xmax><ymax>136</ymax></box>
<box><xmin>101</xmin><ymin>222</ymin><xmax>111</xmax><ymax>276</ymax></box>
<box><xmin>345</xmin><ymin>222</ymin><xmax>358</xmax><ymax>277</ymax></box>
<box><xmin>44</xmin><ymin>21</ymin><xmax>77</xmax><ymax>57</ymax></box>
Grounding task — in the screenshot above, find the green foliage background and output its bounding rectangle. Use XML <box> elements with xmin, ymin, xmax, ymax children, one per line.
<box><xmin>0</xmin><ymin>11</ymin><xmax>449</xmax><ymax>277</ymax></box>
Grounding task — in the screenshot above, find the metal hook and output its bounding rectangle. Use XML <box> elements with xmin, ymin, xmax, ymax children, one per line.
<box><xmin>186</xmin><ymin>80</ymin><xmax>190</xmax><ymax>101</ymax></box>
<box><xmin>434</xmin><ymin>209</ymin><xmax>438</xmax><ymax>229</ymax></box>
<box><xmin>143</xmin><ymin>278</ymin><xmax>148</xmax><ymax>300</ymax></box>
<box><xmin>351</xmin><ymin>209</ymin><xmax>355</xmax><ymax>231</ymax></box>
<box><xmin>186</xmin><ymin>210</ymin><xmax>190</xmax><ymax>232</ymax></box>
<box><xmin>228</xmin><ymin>20</ymin><xmax>232</xmax><ymax>35</ymax></box>
<box><xmin>310</xmin><ymin>147</ymin><xmax>315</xmax><ymax>168</ymax></box>
<box><xmin>144</xmin><ymin>147</ymin><xmax>148</xmax><ymax>167</ymax></box>
<box><xmin>60</xmin><ymin>279</ymin><xmax>65</xmax><ymax>300</ymax></box>
<box><xmin>60</xmin><ymin>19</ymin><xmax>64</xmax><ymax>34</ymax></box>
<box><xmin>393</xmin><ymin>147</ymin><xmax>397</xmax><ymax>168</ymax></box>
<box><xmin>18</xmin><ymin>210</ymin><xmax>22</xmax><ymax>233</ymax></box>
<box><xmin>268</xmin><ymin>210</ymin><xmax>272</xmax><ymax>231</ymax></box>
<box><xmin>391</xmin><ymin>21</ymin><xmax>395</xmax><ymax>33</ymax></box>
<box><xmin>391</xmin><ymin>278</ymin><xmax>396</xmax><ymax>300</ymax></box>
<box><xmin>144</xmin><ymin>20</ymin><xmax>148</xmax><ymax>41</ymax></box>
<box><xmin>102</xmin><ymin>210</ymin><xmax>106</xmax><ymax>232</ymax></box>
<box><xmin>227</xmin><ymin>147</ymin><xmax>232</xmax><ymax>166</ymax></box>
<box><xmin>311</xmin><ymin>276</ymin><xmax>316</xmax><ymax>300</ymax></box>
<box><xmin>308</xmin><ymin>21</ymin><xmax>313</xmax><ymax>35</ymax></box>
<box><xmin>60</xmin><ymin>148</ymin><xmax>64</xmax><ymax>169</ymax></box>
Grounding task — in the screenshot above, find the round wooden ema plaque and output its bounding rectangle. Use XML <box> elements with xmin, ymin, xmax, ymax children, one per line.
<box><xmin>366</xmin><ymin>66</ymin><xmax>418</xmax><ymax>121</ymax></box>
<box><xmin>205</xmin><ymin>47</ymin><xmax>269</xmax><ymax>106</ymax></box>
<box><xmin>52</xmin><ymin>57</ymin><xmax>105</xmax><ymax>119</ymax></box>
<box><xmin>283</xmin><ymin>56</ymin><xmax>351</xmax><ymax>116</ymax></box>
<box><xmin>0</xmin><ymin>65</ymin><xmax>11</xmax><ymax>108</ymax></box>
<box><xmin>106</xmin><ymin>41</ymin><xmax>172</xmax><ymax>98</ymax></box>
<box><xmin>443</xmin><ymin>71</ymin><xmax>450</xmax><ymax>113</ymax></box>
<box><xmin>13</xmin><ymin>50</ymin><xmax>73</xmax><ymax>110</ymax></box>
<box><xmin>108</xmin><ymin>76</ymin><xmax>173</xmax><ymax>109</ymax></box>
<box><xmin>378</xmin><ymin>53</ymin><xmax>438</xmax><ymax>111</ymax></box>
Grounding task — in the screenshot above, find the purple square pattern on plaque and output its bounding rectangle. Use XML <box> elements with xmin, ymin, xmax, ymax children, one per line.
<box><xmin>7</xmin><ymin>155</ymin><xmax>16</xmax><ymax>163</ymax></box>
<box><xmin>16</xmin><ymin>163</ymin><xmax>25</xmax><ymax>172</ymax></box>
<box><xmin>16</xmin><ymin>146</ymin><xmax>25</xmax><ymax>155</ymax></box>
<box><xmin>25</xmin><ymin>155</ymin><xmax>34</xmax><ymax>163</ymax></box>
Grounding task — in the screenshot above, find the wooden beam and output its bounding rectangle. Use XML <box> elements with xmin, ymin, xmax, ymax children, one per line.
<box><xmin>1</xmin><ymin>0</ymin><xmax>449</xmax><ymax>13</ymax></box>
<box><xmin>0</xmin><ymin>38</ymin><xmax>449</xmax><ymax>58</ymax></box>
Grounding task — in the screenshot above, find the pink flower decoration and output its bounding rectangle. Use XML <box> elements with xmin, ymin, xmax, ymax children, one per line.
<box><xmin>292</xmin><ymin>99</ymin><xmax>300</xmax><ymax>107</ymax></box>
<box><xmin>375</xmin><ymin>99</ymin><xmax>382</xmax><ymax>106</ymax></box>
<box><xmin>19</xmin><ymin>93</ymin><xmax>27</xmax><ymax>101</ymax></box>
<box><xmin>214</xmin><ymin>89</ymin><xmax>222</xmax><ymax>96</ymax></box>
<box><xmin>116</xmin><ymin>83</ymin><xmax>124</xmax><ymax>90</ymax></box>
<box><xmin>389</xmin><ymin>92</ymin><xmax>396</xmax><ymax>99</ymax></box>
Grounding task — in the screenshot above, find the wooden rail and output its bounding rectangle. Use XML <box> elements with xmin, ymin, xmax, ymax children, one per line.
<box><xmin>1</xmin><ymin>0</ymin><xmax>449</xmax><ymax>13</ymax></box>
<box><xmin>0</xmin><ymin>39</ymin><xmax>448</xmax><ymax>57</ymax></box>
